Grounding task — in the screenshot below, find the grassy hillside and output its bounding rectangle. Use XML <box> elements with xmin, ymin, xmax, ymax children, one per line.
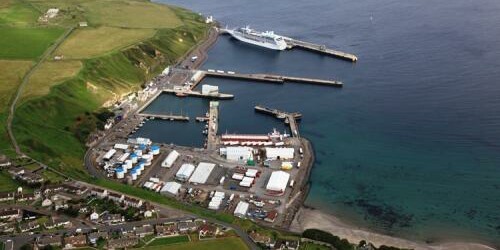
<box><xmin>0</xmin><ymin>27</ymin><xmax>64</xmax><ymax>58</ymax></box>
<box><xmin>2</xmin><ymin>0</ymin><xmax>208</xmax><ymax>176</ymax></box>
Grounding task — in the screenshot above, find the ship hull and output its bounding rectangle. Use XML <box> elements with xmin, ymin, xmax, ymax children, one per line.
<box><xmin>227</xmin><ymin>30</ymin><xmax>288</xmax><ymax>51</ymax></box>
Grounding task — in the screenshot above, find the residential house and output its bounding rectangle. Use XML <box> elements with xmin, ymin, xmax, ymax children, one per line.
<box><xmin>274</xmin><ymin>240</ymin><xmax>300</xmax><ymax>250</ymax></box>
<box><xmin>90</xmin><ymin>211</ymin><xmax>99</xmax><ymax>221</ymax></box>
<box><xmin>0</xmin><ymin>209</ymin><xmax>21</xmax><ymax>220</ymax></box>
<box><xmin>37</xmin><ymin>235</ymin><xmax>62</xmax><ymax>248</ymax></box>
<box><xmin>177</xmin><ymin>220</ymin><xmax>198</xmax><ymax>233</ymax></box>
<box><xmin>88</xmin><ymin>231</ymin><xmax>109</xmax><ymax>245</ymax></box>
<box><xmin>0</xmin><ymin>223</ymin><xmax>16</xmax><ymax>233</ymax></box>
<box><xmin>107</xmin><ymin>192</ymin><xmax>124</xmax><ymax>203</ymax></box>
<box><xmin>107</xmin><ymin>237</ymin><xmax>138</xmax><ymax>249</ymax></box>
<box><xmin>90</xmin><ymin>188</ymin><xmax>108</xmax><ymax>198</ymax></box>
<box><xmin>198</xmin><ymin>223</ymin><xmax>219</xmax><ymax>239</ymax></box>
<box><xmin>53</xmin><ymin>199</ymin><xmax>68</xmax><ymax>211</ymax></box>
<box><xmin>0</xmin><ymin>192</ymin><xmax>15</xmax><ymax>202</ymax></box>
<box><xmin>134</xmin><ymin>224</ymin><xmax>154</xmax><ymax>238</ymax></box>
<box><xmin>64</xmin><ymin>235</ymin><xmax>87</xmax><ymax>248</ymax></box>
<box><xmin>101</xmin><ymin>213</ymin><xmax>123</xmax><ymax>225</ymax></box>
<box><xmin>264</xmin><ymin>210</ymin><xmax>278</xmax><ymax>223</ymax></box>
<box><xmin>17</xmin><ymin>193</ymin><xmax>39</xmax><ymax>202</ymax></box>
<box><xmin>17</xmin><ymin>172</ymin><xmax>44</xmax><ymax>184</ymax></box>
<box><xmin>44</xmin><ymin>218</ymin><xmax>72</xmax><ymax>229</ymax></box>
<box><xmin>0</xmin><ymin>155</ymin><xmax>11</xmax><ymax>167</ymax></box>
<box><xmin>249</xmin><ymin>231</ymin><xmax>273</xmax><ymax>246</ymax></box>
<box><xmin>123</xmin><ymin>197</ymin><xmax>143</xmax><ymax>208</ymax></box>
<box><xmin>62</xmin><ymin>184</ymin><xmax>88</xmax><ymax>196</ymax></box>
<box><xmin>155</xmin><ymin>223</ymin><xmax>178</xmax><ymax>236</ymax></box>
<box><xmin>19</xmin><ymin>221</ymin><xmax>40</xmax><ymax>232</ymax></box>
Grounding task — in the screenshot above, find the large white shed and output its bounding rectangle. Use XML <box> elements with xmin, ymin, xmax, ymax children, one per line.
<box><xmin>175</xmin><ymin>164</ymin><xmax>195</xmax><ymax>181</ymax></box>
<box><xmin>266</xmin><ymin>171</ymin><xmax>290</xmax><ymax>192</ymax></box>
<box><xmin>189</xmin><ymin>162</ymin><xmax>215</xmax><ymax>184</ymax></box>
<box><xmin>265</xmin><ymin>147</ymin><xmax>294</xmax><ymax>160</ymax></box>
<box><xmin>220</xmin><ymin>147</ymin><xmax>253</xmax><ymax>162</ymax></box>
<box><xmin>162</xmin><ymin>150</ymin><xmax>179</xmax><ymax>168</ymax></box>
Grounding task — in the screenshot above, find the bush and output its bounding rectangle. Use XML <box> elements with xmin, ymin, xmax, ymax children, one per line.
<box><xmin>302</xmin><ymin>229</ymin><xmax>354</xmax><ymax>250</ymax></box>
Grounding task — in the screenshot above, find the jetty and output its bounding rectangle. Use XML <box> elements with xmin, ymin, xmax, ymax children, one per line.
<box><xmin>138</xmin><ymin>112</ymin><xmax>189</xmax><ymax>121</ymax></box>
<box><xmin>285</xmin><ymin>38</ymin><xmax>358</xmax><ymax>62</ymax></box>
<box><xmin>189</xmin><ymin>69</ymin><xmax>342</xmax><ymax>89</ymax></box>
<box><xmin>206</xmin><ymin>101</ymin><xmax>219</xmax><ymax>150</ymax></box>
<box><xmin>254</xmin><ymin>105</ymin><xmax>301</xmax><ymax>138</ymax></box>
<box><xmin>163</xmin><ymin>89</ymin><xmax>234</xmax><ymax>100</ymax></box>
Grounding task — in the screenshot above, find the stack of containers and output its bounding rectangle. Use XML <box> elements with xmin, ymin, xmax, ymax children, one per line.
<box><xmin>130</xmin><ymin>168</ymin><xmax>137</xmax><ymax>180</ymax></box>
<box><xmin>124</xmin><ymin>159</ymin><xmax>133</xmax><ymax>170</ymax></box>
<box><xmin>151</xmin><ymin>145</ymin><xmax>160</xmax><ymax>155</ymax></box>
<box><xmin>115</xmin><ymin>167</ymin><xmax>125</xmax><ymax>179</ymax></box>
<box><xmin>130</xmin><ymin>153</ymin><xmax>138</xmax><ymax>164</ymax></box>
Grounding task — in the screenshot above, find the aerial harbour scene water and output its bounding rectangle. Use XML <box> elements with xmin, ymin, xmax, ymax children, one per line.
<box><xmin>1</xmin><ymin>0</ymin><xmax>499</xmax><ymax>249</ymax></box>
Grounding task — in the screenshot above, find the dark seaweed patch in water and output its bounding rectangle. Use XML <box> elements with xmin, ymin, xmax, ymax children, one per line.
<box><xmin>355</xmin><ymin>199</ymin><xmax>414</xmax><ymax>230</ymax></box>
<box><xmin>465</xmin><ymin>208</ymin><xmax>477</xmax><ymax>220</ymax></box>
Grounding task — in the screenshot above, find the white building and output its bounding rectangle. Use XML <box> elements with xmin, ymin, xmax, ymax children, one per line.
<box><xmin>220</xmin><ymin>147</ymin><xmax>253</xmax><ymax>162</ymax></box>
<box><xmin>160</xmin><ymin>182</ymin><xmax>182</xmax><ymax>196</ymax></box>
<box><xmin>189</xmin><ymin>162</ymin><xmax>215</xmax><ymax>184</ymax></box>
<box><xmin>266</xmin><ymin>171</ymin><xmax>290</xmax><ymax>193</ymax></box>
<box><xmin>90</xmin><ymin>212</ymin><xmax>99</xmax><ymax>221</ymax></box>
<box><xmin>162</xmin><ymin>150</ymin><xmax>179</xmax><ymax>168</ymax></box>
<box><xmin>234</xmin><ymin>201</ymin><xmax>249</xmax><ymax>218</ymax></box>
<box><xmin>103</xmin><ymin>149</ymin><xmax>117</xmax><ymax>160</ymax></box>
<box><xmin>114</xmin><ymin>143</ymin><xmax>129</xmax><ymax>150</ymax></box>
<box><xmin>175</xmin><ymin>164</ymin><xmax>195</xmax><ymax>181</ymax></box>
<box><xmin>265</xmin><ymin>147</ymin><xmax>294</xmax><ymax>160</ymax></box>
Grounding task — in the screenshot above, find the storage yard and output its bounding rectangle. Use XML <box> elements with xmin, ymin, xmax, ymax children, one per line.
<box><xmin>86</xmin><ymin>25</ymin><xmax>319</xmax><ymax>230</ymax></box>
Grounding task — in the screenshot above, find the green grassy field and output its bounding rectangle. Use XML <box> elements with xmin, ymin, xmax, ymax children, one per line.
<box><xmin>81</xmin><ymin>0</ymin><xmax>182</xmax><ymax>28</ymax></box>
<box><xmin>20</xmin><ymin>60</ymin><xmax>82</xmax><ymax>101</ymax></box>
<box><xmin>139</xmin><ymin>237</ymin><xmax>248</xmax><ymax>250</ymax></box>
<box><xmin>148</xmin><ymin>235</ymin><xmax>190</xmax><ymax>246</ymax></box>
<box><xmin>55</xmin><ymin>26</ymin><xmax>156</xmax><ymax>59</ymax></box>
<box><xmin>299</xmin><ymin>242</ymin><xmax>331</xmax><ymax>250</ymax></box>
<box><xmin>0</xmin><ymin>170</ymin><xmax>20</xmax><ymax>192</ymax></box>
<box><xmin>0</xmin><ymin>0</ymin><xmax>39</xmax><ymax>27</ymax></box>
<box><xmin>0</xmin><ymin>27</ymin><xmax>64</xmax><ymax>59</ymax></box>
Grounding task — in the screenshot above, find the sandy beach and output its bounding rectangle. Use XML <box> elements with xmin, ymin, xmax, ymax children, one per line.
<box><xmin>290</xmin><ymin>207</ymin><xmax>496</xmax><ymax>250</ymax></box>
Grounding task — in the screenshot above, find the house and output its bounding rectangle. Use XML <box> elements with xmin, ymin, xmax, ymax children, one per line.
<box><xmin>79</xmin><ymin>22</ymin><xmax>88</xmax><ymax>27</ymax></box>
<box><xmin>144</xmin><ymin>210</ymin><xmax>153</xmax><ymax>218</ymax></box>
<box><xmin>107</xmin><ymin>192</ymin><xmax>124</xmax><ymax>203</ymax></box>
<box><xmin>44</xmin><ymin>218</ymin><xmax>72</xmax><ymax>229</ymax></box>
<box><xmin>155</xmin><ymin>223</ymin><xmax>178</xmax><ymax>236</ymax></box>
<box><xmin>0</xmin><ymin>209</ymin><xmax>21</xmax><ymax>220</ymax></box>
<box><xmin>198</xmin><ymin>223</ymin><xmax>219</xmax><ymax>238</ymax></box>
<box><xmin>264</xmin><ymin>210</ymin><xmax>278</xmax><ymax>223</ymax></box>
<box><xmin>17</xmin><ymin>172</ymin><xmax>44</xmax><ymax>184</ymax></box>
<box><xmin>43</xmin><ymin>184</ymin><xmax>65</xmax><ymax>195</ymax></box>
<box><xmin>0</xmin><ymin>192</ymin><xmax>15</xmax><ymax>202</ymax></box>
<box><xmin>37</xmin><ymin>235</ymin><xmax>62</xmax><ymax>248</ymax></box>
<box><xmin>90</xmin><ymin>211</ymin><xmax>99</xmax><ymax>221</ymax></box>
<box><xmin>135</xmin><ymin>224</ymin><xmax>154</xmax><ymax>238</ymax></box>
<box><xmin>101</xmin><ymin>213</ymin><xmax>123</xmax><ymax>225</ymax></box>
<box><xmin>64</xmin><ymin>235</ymin><xmax>87</xmax><ymax>248</ymax></box>
<box><xmin>53</xmin><ymin>199</ymin><xmax>68</xmax><ymax>211</ymax></box>
<box><xmin>19</xmin><ymin>221</ymin><xmax>40</xmax><ymax>232</ymax></box>
<box><xmin>107</xmin><ymin>237</ymin><xmax>138</xmax><ymax>249</ymax></box>
<box><xmin>41</xmin><ymin>198</ymin><xmax>53</xmax><ymax>207</ymax></box>
<box><xmin>249</xmin><ymin>231</ymin><xmax>273</xmax><ymax>246</ymax></box>
<box><xmin>274</xmin><ymin>240</ymin><xmax>300</xmax><ymax>250</ymax></box>
<box><xmin>90</xmin><ymin>188</ymin><xmax>108</xmax><ymax>198</ymax></box>
<box><xmin>123</xmin><ymin>197</ymin><xmax>143</xmax><ymax>208</ymax></box>
<box><xmin>7</xmin><ymin>167</ymin><xmax>24</xmax><ymax>176</ymax></box>
<box><xmin>0</xmin><ymin>155</ymin><xmax>11</xmax><ymax>167</ymax></box>
<box><xmin>62</xmin><ymin>184</ymin><xmax>88</xmax><ymax>196</ymax></box>
<box><xmin>17</xmin><ymin>193</ymin><xmax>38</xmax><ymax>202</ymax></box>
<box><xmin>177</xmin><ymin>220</ymin><xmax>197</xmax><ymax>233</ymax></box>
<box><xmin>88</xmin><ymin>231</ymin><xmax>109</xmax><ymax>245</ymax></box>
<box><xmin>0</xmin><ymin>223</ymin><xmax>16</xmax><ymax>233</ymax></box>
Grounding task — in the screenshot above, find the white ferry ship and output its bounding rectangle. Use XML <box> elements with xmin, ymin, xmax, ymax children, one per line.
<box><xmin>225</xmin><ymin>26</ymin><xmax>288</xmax><ymax>50</ymax></box>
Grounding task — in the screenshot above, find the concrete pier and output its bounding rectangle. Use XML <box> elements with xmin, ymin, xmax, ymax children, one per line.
<box><xmin>163</xmin><ymin>89</ymin><xmax>234</xmax><ymax>100</ymax></box>
<box><xmin>254</xmin><ymin>105</ymin><xmax>301</xmax><ymax>138</ymax></box>
<box><xmin>138</xmin><ymin>113</ymin><xmax>189</xmax><ymax>121</ymax></box>
<box><xmin>191</xmin><ymin>70</ymin><xmax>342</xmax><ymax>88</ymax></box>
<box><xmin>206</xmin><ymin>101</ymin><xmax>219</xmax><ymax>150</ymax></box>
<box><xmin>285</xmin><ymin>38</ymin><xmax>358</xmax><ymax>62</ymax></box>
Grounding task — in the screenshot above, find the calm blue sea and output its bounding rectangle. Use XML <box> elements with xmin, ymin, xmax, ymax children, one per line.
<box><xmin>144</xmin><ymin>0</ymin><xmax>500</xmax><ymax>245</ymax></box>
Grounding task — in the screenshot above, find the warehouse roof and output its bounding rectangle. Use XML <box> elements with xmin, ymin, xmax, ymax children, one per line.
<box><xmin>189</xmin><ymin>162</ymin><xmax>215</xmax><ymax>184</ymax></box>
<box><xmin>266</xmin><ymin>171</ymin><xmax>290</xmax><ymax>192</ymax></box>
